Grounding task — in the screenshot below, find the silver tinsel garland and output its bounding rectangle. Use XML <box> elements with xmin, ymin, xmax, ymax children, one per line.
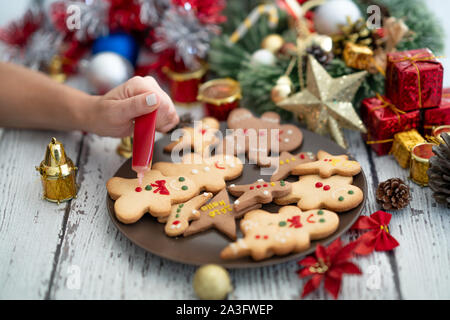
<box><xmin>152</xmin><ymin>5</ymin><xmax>220</xmax><ymax>69</ymax></box>
<box><xmin>139</xmin><ymin>0</ymin><xmax>171</xmax><ymax>27</ymax></box>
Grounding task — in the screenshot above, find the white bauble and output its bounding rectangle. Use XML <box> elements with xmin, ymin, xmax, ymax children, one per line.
<box><xmin>84</xmin><ymin>52</ymin><xmax>134</xmax><ymax>94</ymax></box>
<box><xmin>314</xmin><ymin>0</ymin><xmax>362</xmax><ymax>35</ymax></box>
<box><xmin>250</xmin><ymin>49</ymin><xmax>276</xmax><ymax>66</ymax></box>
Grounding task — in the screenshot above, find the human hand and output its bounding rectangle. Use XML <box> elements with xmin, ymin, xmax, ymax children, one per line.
<box><xmin>86</xmin><ymin>76</ymin><xmax>179</xmax><ymax>137</ymax></box>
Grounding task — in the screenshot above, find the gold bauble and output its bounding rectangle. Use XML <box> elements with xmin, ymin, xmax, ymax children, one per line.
<box><xmin>193</xmin><ymin>264</ymin><xmax>233</xmax><ymax>300</ymax></box>
<box><xmin>271</xmin><ymin>75</ymin><xmax>293</xmax><ymax>103</ymax></box>
<box><xmin>261</xmin><ymin>34</ymin><xmax>285</xmax><ymax>53</ymax></box>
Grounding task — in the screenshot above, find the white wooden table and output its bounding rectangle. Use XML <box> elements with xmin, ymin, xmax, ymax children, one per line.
<box><xmin>0</xmin><ymin>102</ymin><xmax>449</xmax><ymax>300</ymax></box>
<box><xmin>1</xmin><ymin>0</ymin><xmax>450</xmax><ymax>301</ymax></box>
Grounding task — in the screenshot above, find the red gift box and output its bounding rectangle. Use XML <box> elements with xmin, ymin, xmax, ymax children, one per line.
<box><xmin>361</xmin><ymin>95</ymin><xmax>421</xmax><ymax>155</ymax></box>
<box><xmin>386</xmin><ymin>48</ymin><xmax>443</xmax><ymax>112</ymax></box>
<box><xmin>423</xmin><ymin>88</ymin><xmax>450</xmax><ymax>135</ymax></box>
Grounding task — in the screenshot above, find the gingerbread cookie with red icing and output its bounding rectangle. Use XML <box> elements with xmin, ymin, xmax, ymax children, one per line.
<box><xmin>292</xmin><ymin>150</ymin><xmax>361</xmax><ymax>178</ymax></box>
<box><xmin>218</xmin><ymin>109</ymin><xmax>303</xmax><ymax>164</ymax></box>
<box><xmin>164</xmin><ymin>117</ymin><xmax>220</xmax><ymax>156</ymax></box>
<box><xmin>183</xmin><ymin>189</ymin><xmax>261</xmax><ymax>240</ymax></box>
<box><xmin>227</xmin><ymin>179</ymin><xmax>291</xmax><ymax>212</ymax></box>
<box><xmin>275</xmin><ymin>175</ymin><xmax>364</xmax><ymax>212</ymax></box>
<box><xmin>267</xmin><ymin>151</ymin><xmax>316</xmax><ymax>181</ymax></box>
<box><xmin>106</xmin><ymin>170</ymin><xmax>201</xmax><ymax>224</ymax></box>
<box><xmin>161</xmin><ymin>192</ymin><xmax>213</xmax><ymax>237</ymax></box>
<box><xmin>220</xmin><ymin>206</ymin><xmax>339</xmax><ymax>261</ymax></box>
<box><xmin>153</xmin><ymin>153</ymin><xmax>243</xmax><ymax>194</ymax></box>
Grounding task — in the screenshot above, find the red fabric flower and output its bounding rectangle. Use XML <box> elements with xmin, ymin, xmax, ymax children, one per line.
<box><xmin>351</xmin><ymin>211</ymin><xmax>399</xmax><ymax>255</ymax></box>
<box><xmin>172</xmin><ymin>0</ymin><xmax>227</xmax><ymax>25</ymax></box>
<box><xmin>297</xmin><ymin>238</ymin><xmax>362</xmax><ymax>299</ymax></box>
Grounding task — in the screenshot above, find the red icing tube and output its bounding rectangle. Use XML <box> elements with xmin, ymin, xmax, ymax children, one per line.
<box><xmin>132</xmin><ymin>110</ymin><xmax>158</xmax><ymax>185</ymax></box>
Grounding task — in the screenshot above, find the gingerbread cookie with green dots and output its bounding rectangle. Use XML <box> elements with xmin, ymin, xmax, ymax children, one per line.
<box><xmin>106</xmin><ymin>170</ymin><xmax>201</xmax><ymax>224</ymax></box>
<box><xmin>220</xmin><ymin>206</ymin><xmax>339</xmax><ymax>261</ymax></box>
<box><xmin>275</xmin><ymin>175</ymin><xmax>364</xmax><ymax>212</ymax></box>
<box><xmin>183</xmin><ymin>189</ymin><xmax>262</xmax><ymax>240</ymax></box>
<box><xmin>164</xmin><ymin>117</ymin><xmax>220</xmax><ymax>156</ymax></box>
<box><xmin>159</xmin><ymin>192</ymin><xmax>213</xmax><ymax>237</ymax></box>
<box><xmin>292</xmin><ymin>150</ymin><xmax>361</xmax><ymax>178</ymax></box>
<box><xmin>153</xmin><ymin>153</ymin><xmax>243</xmax><ymax>194</ymax></box>
<box><xmin>227</xmin><ymin>179</ymin><xmax>291</xmax><ymax>212</ymax></box>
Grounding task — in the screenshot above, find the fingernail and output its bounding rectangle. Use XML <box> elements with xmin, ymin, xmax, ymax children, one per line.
<box><xmin>146</xmin><ymin>93</ymin><xmax>157</xmax><ymax>106</ymax></box>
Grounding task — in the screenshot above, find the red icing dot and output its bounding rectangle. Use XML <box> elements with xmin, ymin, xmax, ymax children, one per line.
<box><xmin>135</xmin><ymin>187</ymin><xmax>142</xmax><ymax>192</ymax></box>
<box><xmin>255</xmin><ymin>235</ymin><xmax>260</xmax><ymax>239</ymax></box>
<box><xmin>263</xmin><ymin>235</ymin><xmax>268</xmax><ymax>239</ymax></box>
<box><xmin>173</xmin><ymin>220</ymin><xmax>180</xmax><ymax>225</ymax></box>
<box><xmin>200</xmin><ymin>129</ymin><xmax>207</xmax><ymax>135</ymax></box>
<box><xmin>250</xmin><ymin>186</ymin><xmax>254</xmax><ymax>190</ymax></box>
<box><xmin>256</xmin><ymin>185</ymin><xmax>261</xmax><ymax>189</ymax></box>
<box><xmin>279</xmin><ymin>130</ymin><xmax>284</xmax><ymax>135</ymax></box>
<box><xmin>300</xmin><ymin>154</ymin><xmax>305</xmax><ymax>159</ymax></box>
<box><xmin>323</xmin><ymin>185</ymin><xmax>330</xmax><ymax>191</ymax></box>
<box><xmin>315</xmin><ymin>182</ymin><xmax>323</xmax><ymax>188</ymax></box>
<box><xmin>263</xmin><ymin>184</ymin><xmax>268</xmax><ymax>187</ymax></box>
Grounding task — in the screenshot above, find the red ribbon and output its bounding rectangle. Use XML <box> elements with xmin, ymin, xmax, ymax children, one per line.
<box><xmin>351</xmin><ymin>211</ymin><xmax>399</xmax><ymax>255</ymax></box>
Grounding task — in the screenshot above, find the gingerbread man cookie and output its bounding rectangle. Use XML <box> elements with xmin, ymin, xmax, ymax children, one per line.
<box><xmin>183</xmin><ymin>189</ymin><xmax>261</xmax><ymax>240</ymax></box>
<box><xmin>220</xmin><ymin>206</ymin><xmax>339</xmax><ymax>261</ymax></box>
<box><xmin>106</xmin><ymin>170</ymin><xmax>200</xmax><ymax>224</ymax></box>
<box><xmin>218</xmin><ymin>109</ymin><xmax>303</xmax><ymax>164</ymax></box>
<box><xmin>153</xmin><ymin>153</ymin><xmax>243</xmax><ymax>194</ymax></box>
<box><xmin>164</xmin><ymin>117</ymin><xmax>220</xmax><ymax>156</ymax></box>
<box><xmin>228</xmin><ymin>179</ymin><xmax>291</xmax><ymax>212</ymax></box>
<box><xmin>292</xmin><ymin>150</ymin><xmax>361</xmax><ymax>178</ymax></box>
<box><xmin>275</xmin><ymin>175</ymin><xmax>364</xmax><ymax>212</ymax></box>
<box><xmin>268</xmin><ymin>151</ymin><xmax>316</xmax><ymax>181</ymax></box>
<box><xmin>160</xmin><ymin>192</ymin><xmax>213</xmax><ymax>237</ymax></box>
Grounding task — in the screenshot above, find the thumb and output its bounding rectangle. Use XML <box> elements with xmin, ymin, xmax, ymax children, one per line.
<box><xmin>119</xmin><ymin>92</ymin><xmax>160</xmax><ymax>119</ymax></box>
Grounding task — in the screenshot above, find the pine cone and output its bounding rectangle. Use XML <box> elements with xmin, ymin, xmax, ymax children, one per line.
<box><xmin>376</xmin><ymin>178</ymin><xmax>411</xmax><ymax>210</ymax></box>
<box><xmin>306</xmin><ymin>45</ymin><xmax>334</xmax><ymax>67</ymax></box>
<box><xmin>427</xmin><ymin>133</ymin><xmax>450</xmax><ymax>208</ymax></box>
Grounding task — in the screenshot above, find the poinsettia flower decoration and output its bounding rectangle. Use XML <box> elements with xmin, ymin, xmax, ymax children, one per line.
<box><xmin>351</xmin><ymin>210</ymin><xmax>399</xmax><ymax>255</ymax></box>
<box><xmin>297</xmin><ymin>238</ymin><xmax>362</xmax><ymax>299</ymax></box>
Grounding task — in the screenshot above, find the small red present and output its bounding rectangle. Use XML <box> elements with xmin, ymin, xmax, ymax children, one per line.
<box><xmin>386</xmin><ymin>48</ymin><xmax>443</xmax><ymax>112</ymax></box>
<box><xmin>423</xmin><ymin>88</ymin><xmax>450</xmax><ymax>135</ymax></box>
<box><xmin>361</xmin><ymin>94</ymin><xmax>420</xmax><ymax>155</ymax></box>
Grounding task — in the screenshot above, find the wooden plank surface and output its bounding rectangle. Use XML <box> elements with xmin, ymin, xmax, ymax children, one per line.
<box><xmin>0</xmin><ymin>129</ymin><xmax>82</xmax><ymax>299</ymax></box>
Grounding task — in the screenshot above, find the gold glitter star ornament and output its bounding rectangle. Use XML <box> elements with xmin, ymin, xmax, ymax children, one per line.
<box><xmin>277</xmin><ymin>55</ymin><xmax>367</xmax><ymax>148</ymax></box>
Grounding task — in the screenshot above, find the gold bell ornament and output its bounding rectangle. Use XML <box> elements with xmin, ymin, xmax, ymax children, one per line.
<box><xmin>36</xmin><ymin>137</ymin><xmax>78</xmax><ymax>204</ymax></box>
<box><xmin>117</xmin><ymin>136</ymin><xmax>133</xmax><ymax>159</ymax></box>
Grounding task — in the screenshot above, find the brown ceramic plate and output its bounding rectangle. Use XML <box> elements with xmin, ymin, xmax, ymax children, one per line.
<box><xmin>106</xmin><ymin>124</ymin><xmax>367</xmax><ymax>268</ymax></box>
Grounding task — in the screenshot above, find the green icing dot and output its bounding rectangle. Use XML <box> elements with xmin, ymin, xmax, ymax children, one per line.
<box><xmin>348</xmin><ymin>190</ymin><xmax>354</xmax><ymax>195</ymax></box>
<box><xmin>338</xmin><ymin>196</ymin><xmax>344</xmax><ymax>201</ymax></box>
<box><xmin>176</xmin><ymin>208</ymin><xmax>181</xmax><ymax>213</ymax></box>
<box><xmin>280</xmin><ymin>180</ymin><xmax>286</xmax><ymax>186</ymax></box>
<box><xmin>175</xmin><ymin>214</ymin><xmax>180</xmax><ymax>218</ymax></box>
<box><xmin>179</xmin><ymin>204</ymin><xmax>184</xmax><ymax>208</ymax></box>
<box><xmin>279</xmin><ymin>221</ymin><xmax>287</xmax><ymax>227</ymax></box>
<box><xmin>181</xmin><ymin>185</ymin><xmax>188</xmax><ymax>190</ymax></box>
<box><xmin>317</xmin><ymin>210</ymin><xmax>324</xmax><ymax>215</ymax></box>
<box><xmin>179</xmin><ymin>177</ymin><xmax>185</xmax><ymax>182</ymax></box>
<box><xmin>145</xmin><ymin>185</ymin><xmax>152</xmax><ymax>191</ymax></box>
<box><xmin>319</xmin><ymin>218</ymin><xmax>326</xmax><ymax>223</ymax></box>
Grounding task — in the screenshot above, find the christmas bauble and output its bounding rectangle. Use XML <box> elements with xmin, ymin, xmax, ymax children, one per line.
<box><xmin>271</xmin><ymin>75</ymin><xmax>293</xmax><ymax>103</ymax></box>
<box><xmin>193</xmin><ymin>264</ymin><xmax>233</xmax><ymax>300</ymax></box>
<box><xmin>92</xmin><ymin>33</ymin><xmax>139</xmax><ymax>66</ymax></box>
<box><xmin>261</xmin><ymin>34</ymin><xmax>285</xmax><ymax>53</ymax></box>
<box><xmin>314</xmin><ymin>0</ymin><xmax>362</xmax><ymax>35</ymax></box>
<box><xmin>250</xmin><ymin>49</ymin><xmax>276</xmax><ymax>66</ymax></box>
<box><xmin>84</xmin><ymin>52</ymin><xmax>134</xmax><ymax>94</ymax></box>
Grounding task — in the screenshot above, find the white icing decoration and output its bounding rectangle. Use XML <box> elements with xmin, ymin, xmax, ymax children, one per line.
<box><xmin>191</xmin><ymin>169</ymin><xmax>199</xmax><ymax>174</ymax></box>
<box><xmin>203</xmin><ymin>166</ymin><xmax>210</xmax><ymax>172</ymax></box>
<box><xmin>263</xmin><ymin>190</ymin><xmax>269</xmax><ymax>195</ymax></box>
<box><xmin>257</xmin><ymin>179</ymin><xmax>264</xmax><ymax>182</ymax></box>
<box><xmin>203</xmin><ymin>192</ymin><xmax>210</xmax><ymax>196</ymax></box>
<box><xmin>230</xmin><ymin>184</ymin><xmax>235</xmax><ymax>187</ymax></box>
<box><xmin>284</xmin><ymin>138</ymin><xmax>289</xmax><ymax>143</ymax></box>
<box><xmin>287</xmin><ymin>129</ymin><xmax>293</xmax><ymax>135</ymax></box>
<box><xmin>229</xmin><ymin>163</ymin><xmax>236</xmax><ymax>168</ymax></box>
<box><xmin>192</xmin><ymin>209</ymin><xmax>199</xmax><ymax>214</ymax></box>
<box><xmin>234</xmin><ymin>200</ymin><xmax>240</xmax><ymax>205</ymax></box>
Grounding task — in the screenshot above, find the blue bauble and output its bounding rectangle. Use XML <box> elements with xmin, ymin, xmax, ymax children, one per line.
<box><xmin>92</xmin><ymin>33</ymin><xmax>139</xmax><ymax>66</ymax></box>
